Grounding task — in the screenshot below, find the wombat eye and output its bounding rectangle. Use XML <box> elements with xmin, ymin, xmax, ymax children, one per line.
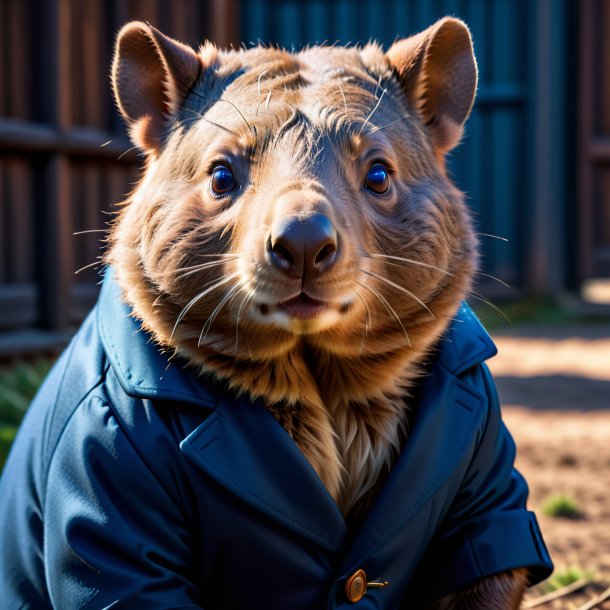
<box><xmin>364</xmin><ymin>163</ymin><xmax>390</xmax><ymax>194</ymax></box>
<box><xmin>210</xmin><ymin>165</ymin><xmax>237</xmax><ymax>196</ymax></box>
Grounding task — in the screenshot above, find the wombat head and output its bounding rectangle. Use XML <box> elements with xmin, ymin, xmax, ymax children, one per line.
<box><xmin>108</xmin><ymin>18</ymin><xmax>478</xmax><ymax>404</ymax></box>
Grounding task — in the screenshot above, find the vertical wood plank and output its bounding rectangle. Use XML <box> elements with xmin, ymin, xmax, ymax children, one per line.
<box><xmin>600</xmin><ymin>169</ymin><xmax>610</xmax><ymax>253</ymax></box>
<box><xmin>84</xmin><ymin>164</ymin><xmax>104</xmax><ymax>283</ymax></box>
<box><xmin>7</xmin><ymin>160</ymin><xmax>33</xmax><ymax>283</ymax></box>
<box><xmin>595</xmin><ymin>0</ymin><xmax>610</xmax><ymax>276</ymax></box>
<box><xmin>601</xmin><ymin>0</ymin><xmax>610</xmax><ymax>135</ymax></box>
<box><xmin>210</xmin><ymin>0</ymin><xmax>239</xmax><ymax>47</ymax></box>
<box><xmin>528</xmin><ymin>0</ymin><xmax>567</xmax><ymax>295</ymax></box>
<box><xmin>70</xmin><ymin>0</ymin><xmax>84</xmax><ymax>126</ymax></box>
<box><xmin>170</xmin><ymin>0</ymin><xmax>187</xmax><ymax>41</ymax></box>
<box><xmin>0</xmin><ymin>161</ymin><xmax>5</xmax><ymax>282</ymax></box>
<box><xmin>39</xmin><ymin>154</ymin><xmax>73</xmax><ymax>329</ymax></box>
<box><xmin>0</xmin><ymin>1</ymin><xmax>6</xmax><ymax>116</ymax></box>
<box><xmin>129</xmin><ymin>0</ymin><xmax>160</xmax><ymax>28</ymax></box>
<box><xmin>578</xmin><ymin>0</ymin><xmax>594</xmax><ymax>281</ymax></box>
<box><xmin>109</xmin><ymin>0</ymin><xmax>129</xmax><ymax>134</ymax></box>
<box><xmin>8</xmin><ymin>0</ymin><xmax>30</xmax><ymax>119</ymax></box>
<box><xmin>37</xmin><ymin>0</ymin><xmax>73</xmax><ymax>329</ymax></box>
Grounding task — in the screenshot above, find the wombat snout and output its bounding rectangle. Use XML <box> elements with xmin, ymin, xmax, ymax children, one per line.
<box><xmin>267</xmin><ymin>214</ymin><xmax>338</xmax><ymax>279</ymax></box>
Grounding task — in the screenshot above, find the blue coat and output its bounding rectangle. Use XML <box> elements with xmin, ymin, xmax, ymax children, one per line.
<box><xmin>0</xmin><ymin>268</ymin><xmax>552</xmax><ymax>609</ymax></box>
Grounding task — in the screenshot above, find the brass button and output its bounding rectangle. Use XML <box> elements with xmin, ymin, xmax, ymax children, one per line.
<box><xmin>345</xmin><ymin>569</ymin><xmax>390</xmax><ymax>603</ymax></box>
<box><xmin>345</xmin><ymin>569</ymin><xmax>367</xmax><ymax>603</ymax></box>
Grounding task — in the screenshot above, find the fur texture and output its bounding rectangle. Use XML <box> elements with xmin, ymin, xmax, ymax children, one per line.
<box><xmin>108</xmin><ymin>19</ymin><xmax>524</xmax><ymax>608</ymax></box>
<box><xmin>429</xmin><ymin>569</ymin><xmax>528</xmax><ymax>610</ymax></box>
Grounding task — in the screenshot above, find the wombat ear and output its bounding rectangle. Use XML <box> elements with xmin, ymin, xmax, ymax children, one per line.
<box><xmin>386</xmin><ymin>17</ymin><xmax>477</xmax><ymax>153</ymax></box>
<box><xmin>112</xmin><ymin>21</ymin><xmax>203</xmax><ymax>153</ymax></box>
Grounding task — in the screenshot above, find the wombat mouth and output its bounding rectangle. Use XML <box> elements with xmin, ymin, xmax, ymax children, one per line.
<box><xmin>255</xmin><ymin>291</ymin><xmax>354</xmax><ymax>335</ymax></box>
<box><xmin>277</xmin><ymin>293</ymin><xmax>328</xmax><ymax>319</ymax></box>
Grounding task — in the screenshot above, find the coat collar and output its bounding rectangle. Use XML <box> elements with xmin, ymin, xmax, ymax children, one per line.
<box><xmin>97</xmin><ymin>266</ymin><xmax>497</xmax><ymax>554</ymax></box>
<box><xmin>436</xmin><ymin>302</ymin><xmax>498</xmax><ymax>375</ymax></box>
<box><xmin>97</xmin><ymin>266</ymin><xmax>217</xmax><ymax>409</ymax></box>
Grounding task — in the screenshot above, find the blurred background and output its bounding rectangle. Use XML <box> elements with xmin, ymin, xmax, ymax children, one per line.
<box><xmin>0</xmin><ymin>0</ymin><xmax>609</xmax><ymax>607</ymax></box>
<box><xmin>0</xmin><ymin>0</ymin><xmax>608</xmax><ymax>352</ymax></box>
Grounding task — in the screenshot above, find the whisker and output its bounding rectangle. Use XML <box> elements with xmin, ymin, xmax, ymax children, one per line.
<box><xmin>338</xmin><ymin>82</ymin><xmax>348</xmax><ymax>117</ymax></box>
<box><xmin>191</xmin><ymin>92</ymin><xmax>252</xmax><ymax>134</ymax></box>
<box><xmin>369</xmin><ymin>114</ymin><xmax>409</xmax><ymax>134</ymax></box>
<box><xmin>469</xmin><ymin>291</ymin><xmax>514</xmax><ymax>330</ymax></box>
<box><xmin>476</xmin><ymin>232</ymin><xmax>509</xmax><ymax>242</ymax></box>
<box><xmin>198</xmin><ymin>284</ymin><xmax>242</xmax><ymax>347</ymax></box>
<box><xmin>257</xmin><ymin>69</ymin><xmax>269</xmax><ymax>97</ymax></box>
<box><xmin>367</xmin><ymin>252</ymin><xmax>511</xmax><ymax>290</ymax></box>
<box><xmin>255</xmin><ymin>91</ymin><xmax>273</xmax><ymax>116</ymax></box>
<box><xmin>234</xmin><ymin>288</ymin><xmax>257</xmax><ymax>356</ymax></box>
<box><xmin>152</xmin><ymin>293</ymin><xmax>163</xmax><ymax>308</ymax></box>
<box><xmin>358</xmin><ymin>87</ymin><xmax>387</xmax><ymax>136</ymax></box>
<box><xmin>73</xmin><ymin>229</ymin><xmax>106</xmax><ymax>235</ymax></box>
<box><xmin>356</xmin><ymin>279</ymin><xmax>411</xmax><ymax>347</ymax></box>
<box><xmin>117</xmin><ymin>145</ymin><xmax>140</xmax><ymax>160</ymax></box>
<box><xmin>181</xmin><ymin>108</ymin><xmax>239</xmax><ymax>135</ymax></box>
<box><xmin>354</xmin><ymin>289</ymin><xmax>372</xmax><ymax>354</ymax></box>
<box><xmin>361</xmin><ymin>269</ymin><xmax>435</xmax><ymax>320</ymax></box>
<box><xmin>174</xmin><ymin>259</ymin><xmax>237</xmax><ymax>282</ymax></box>
<box><xmin>75</xmin><ymin>259</ymin><xmax>103</xmax><ymax>275</ymax></box>
<box><xmin>374</xmin><ymin>73</ymin><xmax>383</xmax><ymax>100</ymax></box>
<box><xmin>183</xmin><ymin>108</ymin><xmax>203</xmax><ymax>121</ymax></box>
<box><xmin>187</xmin><ymin>253</ymin><xmax>237</xmax><ymax>258</ymax></box>
<box><xmin>170</xmin><ymin>272</ymin><xmax>240</xmax><ymax>342</ymax></box>
<box><xmin>366</xmin><ymin>253</ymin><xmax>453</xmax><ymax>277</ymax></box>
<box><xmin>151</xmin><ymin>255</ymin><xmax>239</xmax><ymax>278</ymax></box>
<box><xmin>476</xmin><ymin>271</ymin><xmax>511</xmax><ymax>289</ymax></box>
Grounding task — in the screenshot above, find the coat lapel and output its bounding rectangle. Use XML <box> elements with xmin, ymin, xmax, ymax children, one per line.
<box><xmin>180</xmin><ymin>391</ymin><xmax>348</xmax><ymax>553</ymax></box>
<box><xmin>337</xmin><ymin>348</ymin><xmax>488</xmax><ymax>579</ymax></box>
<box><xmin>339</xmin><ymin>304</ymin><xmax>497</xmax><ymax>575</ymax></box>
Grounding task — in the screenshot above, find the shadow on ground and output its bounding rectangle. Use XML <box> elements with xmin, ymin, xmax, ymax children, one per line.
<box><xmin>495</xmin><ymin>375</ymin><xmax>610</xmax><ymax>411</ymax></box>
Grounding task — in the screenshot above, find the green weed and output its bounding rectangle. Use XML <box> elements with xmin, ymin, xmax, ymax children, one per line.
<box><xmin>540</xmin><ymin>566</ymin><xmax>593</xmax><ymax>593</ymax></box>
<box><xmin>542</xmin><ymin>494</ymin><xmax>583</xmax><ymax>519</ymax></box>
<box><xmin>0</xmin><ymin>359</ymin><xmax>52</xmax><ymax>470</ymax></box>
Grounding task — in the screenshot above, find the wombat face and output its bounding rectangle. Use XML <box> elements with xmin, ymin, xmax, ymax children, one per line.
<box><xmin>109</xmin><ymin>19</ymin><xmax>478</xmax><ymax>393</ymax></box>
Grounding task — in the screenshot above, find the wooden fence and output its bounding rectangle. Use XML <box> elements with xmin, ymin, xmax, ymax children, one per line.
<box><xmin>0</xmin><ymin>0</ymin><xmax>607</xmax><ymax>357</ymax></box>
<box><xmin>0</xmin><ymin>0</ymin><xmax>237</xmax><ymax>356</ymax></box>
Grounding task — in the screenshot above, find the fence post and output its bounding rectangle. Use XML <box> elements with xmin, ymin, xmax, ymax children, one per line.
<box><xmin>527</xmin><ymin>0</ymin><xmax>569</xmax><ymax>296</ymax></box>
<box><xmin>38</xmin><ymin>0</ymin><xmax>73</xmax><ymax>330</ymax></box>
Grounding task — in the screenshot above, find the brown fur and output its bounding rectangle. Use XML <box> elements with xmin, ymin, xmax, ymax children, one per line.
<box><xmin>109</xmin><ymin>19</ymin><xmax>524</xmax><ymax>608</ymax></box>
<box><xmin>429</xmin><ymin>569</ymin><xmax>528</xmax><ymax>610</ymax></box>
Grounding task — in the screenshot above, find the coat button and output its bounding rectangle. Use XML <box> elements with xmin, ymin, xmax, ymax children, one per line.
<box><xmin>345</xmin><ymin>569</ymin><xmax>368</xmax><ymax>603</ymax></box>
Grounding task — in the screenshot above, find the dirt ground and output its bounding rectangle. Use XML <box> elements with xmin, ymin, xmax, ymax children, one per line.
<box><xmin>486</xmin><ymin>324</ymin><xmax>610</xmax><ymax>609</ymax></box>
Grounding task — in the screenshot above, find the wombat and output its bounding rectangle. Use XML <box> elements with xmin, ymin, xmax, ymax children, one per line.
<box><xmin>0</xmin><ymin>17</ymin><xmax>552</xmax><ymax>609</ymax></box>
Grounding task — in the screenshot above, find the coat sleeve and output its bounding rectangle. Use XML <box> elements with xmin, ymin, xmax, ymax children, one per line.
<box><xmin>44</xmin><ymin>395</ymin><xmax>204</xmax><ymax>609</ymax></box>
<box><xmin>407</xmin><ymin>363</ymin><xmax>553</xmax><ymax>607</ymax></box>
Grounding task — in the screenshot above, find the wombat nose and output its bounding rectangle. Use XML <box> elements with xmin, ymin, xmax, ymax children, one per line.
<box><xmin>268</xmin><ymin>214</ymin><xmax>338</xmax><ymax>278</ymax></box>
